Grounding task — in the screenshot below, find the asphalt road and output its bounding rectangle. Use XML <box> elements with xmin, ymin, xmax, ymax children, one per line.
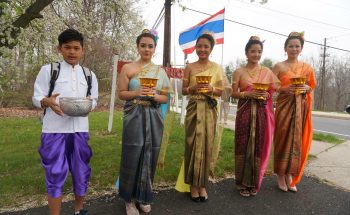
<box><xmin>3</xmin><ymin>176</ymin><xmax>350</xmax><ymax>215</ymax></box>
<box><xmin>312</xmin><ymin>116</ymin><xmax>350</xmax><ymax>140</ymax></box>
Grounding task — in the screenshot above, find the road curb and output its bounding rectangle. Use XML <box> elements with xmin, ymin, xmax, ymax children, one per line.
<box><xmin>312</xmin><ymin>112</ymin><xmax>350</xmax><ymax>120</ymax></box>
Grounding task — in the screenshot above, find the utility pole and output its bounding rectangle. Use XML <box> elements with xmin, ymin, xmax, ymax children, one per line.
<box><xmin>163</xmin><ymin>0</ymin><xmax>171</xmax><ymax>67</ymax></box>
<box><xmin>320</xmin><ymin>38</ymin><xmax>327</xmax><ymax>111</ymax></box>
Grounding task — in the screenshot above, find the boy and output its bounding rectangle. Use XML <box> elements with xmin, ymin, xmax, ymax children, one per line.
<box><xmin>32</xmin><ymin>29</ymin><xmax>98</xmax><ymax>215</ymax></box>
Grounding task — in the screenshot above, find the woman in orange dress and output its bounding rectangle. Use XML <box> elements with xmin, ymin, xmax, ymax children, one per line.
<box><xmin>273</xmin><ymin>32</ymin><xmax>316</xmax><ymax>192</ymax></box>
<box><xmin>231</xmin><ymin>36</ymin><xmax>279</xmax><ymax>197</ymax></box>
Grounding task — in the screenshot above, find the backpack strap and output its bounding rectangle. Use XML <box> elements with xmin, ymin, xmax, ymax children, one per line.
<box><xmin>48</xmin><ymin>62</ymin><xmax>60</xmax><ymax>97</ymax></box>
<box><xmin>43</xmin><ymin>62</ymin><xmax>60</xmax><ymax>116</ymax></box>
<box><xmin>82</xmin><ymin>66</ymin><xmax>92</xmax><ymax>97</ymax></box>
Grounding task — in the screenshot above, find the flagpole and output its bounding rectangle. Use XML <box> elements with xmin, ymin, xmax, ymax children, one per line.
<box><xmin>218</xmin><ymin>7</ymin><xmax>225</xmax><ymax>126</ymax></box>
<box><xmin>221</xmin><ymin>7</ymin><xmax>225</xmax><ymax>67</ymax></box>
<box><xmin>180</xmin><ymin>54</ymin><xmax>188</xmax><ymax>125</ymax></box>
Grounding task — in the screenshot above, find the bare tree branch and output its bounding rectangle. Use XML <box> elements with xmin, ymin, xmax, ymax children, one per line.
<box><xmin>13</xmin><ymin>0</ymin><xmax>54</xmax><ymax>28</ymax></box>
<box><xmin>0</xmin><ymin>0</ymin><xmax>54</xmax><ymax>50</ymax></box>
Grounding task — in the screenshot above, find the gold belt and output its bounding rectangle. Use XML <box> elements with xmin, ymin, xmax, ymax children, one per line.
<box><xmin>189</xmin><ymin>94</ymin><xmax>207</xmax><ymax>100</ymax></box>
<box><xmin>132</xmin><ymin>99</ymin><xmax>152</xmax><ymax>106</ymax></box>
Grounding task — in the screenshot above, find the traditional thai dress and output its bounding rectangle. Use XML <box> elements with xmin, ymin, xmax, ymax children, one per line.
<box><xmin>184</xmin><ymin>62</ymin><xmax>223</xmax><ymax>187</ymax></box>
<box><xmin>273</xmin><ymin>62</ymin><xmax>316</xmax><ymax>186</ymax></box>
<box><xmin>234</xmin><ymin>66</ymin><xmax>279</xmax><ymax>191</ymax></box>
<box><xmin>118</xmin><ymin>63</ymin><xmax>170</xmax><ymax>204</ymax></box>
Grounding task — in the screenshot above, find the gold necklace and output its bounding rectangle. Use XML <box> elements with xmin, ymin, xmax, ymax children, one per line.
<box><xmin>138</xmin><ymin>62</ymin><xmax>153</xmax><ymax>77</ymax></box>
<box><xmin>246</xmin><ymin>65</ymin><xmax>262</xmax><ymax>79</ymax></box>
<box><xmin>287</xmin><ymin>62</ymin><xmax>304</xmax><ymax>76</ymax></box>
<box><xmin>197</xmin><ymin>61</ymin><xmax>212</xmax><ymax>72</ymax></box>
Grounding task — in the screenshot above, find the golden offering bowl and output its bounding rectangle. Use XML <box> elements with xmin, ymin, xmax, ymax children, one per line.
<box><xmin>139</xmin><ymin>77</ymin><xmax>158</xmax><ymax>96</ymax></box>
<box><xmin>291</xmin><ymin>77</ymin><xmax>307</xmax><ymax>94</ymax></box>
<box><xmin>196</xmin><ymin>75</ymin><xmax>212</xmax><ymax>93</ymax></box>
<box><xmin>252</xmin><ymin>83</ymin><xmax>269</xmax><ymax>91</ymax></box>
<box><xmin>291</xmin><ymin>77</ymin><xmax>307</xmax><ymax>85</ymax></box>
<box><xmin>252</xmin><ymin>83</ymin><xmax>269</xmax><ymax>100</ymax></box>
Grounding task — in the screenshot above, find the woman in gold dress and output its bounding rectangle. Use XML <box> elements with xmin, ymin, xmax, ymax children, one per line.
<box><xmin>182</xmin><ymin>33</ymin><xmax>224</xmax><ymax>202</ymax></box>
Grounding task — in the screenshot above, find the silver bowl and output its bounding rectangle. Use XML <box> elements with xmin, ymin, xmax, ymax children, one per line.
<box><xmin>59</xmin><ymin>97</ymin><xmax>92</xmax><ymax>117</ymax></box>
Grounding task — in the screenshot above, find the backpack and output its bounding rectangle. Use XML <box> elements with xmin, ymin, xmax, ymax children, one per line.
<box><xmin>42</xmin><ymin>62</ymin><xmax>92</xmax><ymax>116</ymax></box>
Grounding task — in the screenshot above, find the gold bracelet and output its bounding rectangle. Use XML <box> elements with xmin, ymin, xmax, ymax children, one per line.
<box><xmin>240</xmin><ymin>92</ymin><xmax>245</xmax><ymax>99</ymax></box>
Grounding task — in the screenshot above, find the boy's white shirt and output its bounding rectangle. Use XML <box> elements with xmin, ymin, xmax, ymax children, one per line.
<box><xmin>33</xmin><ymin>60</ymin><xmax>99</xmax><ymax>133</ymax></box>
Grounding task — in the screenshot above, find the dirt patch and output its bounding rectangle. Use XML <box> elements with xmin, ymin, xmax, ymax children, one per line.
<box><xmin>0</xmin><ymin>105</ymin><xmax>123</xmax><ymax>118</ymax></box>
<box><xmin>0</xmin><ymin>108</ymin><xmax>40</xmax><ymax>118</ymax></box>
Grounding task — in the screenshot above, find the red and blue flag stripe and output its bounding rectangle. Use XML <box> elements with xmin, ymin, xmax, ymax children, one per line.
<box><xmin>179</xmin><ymin>9</ymin><xmax>225</xmax><ymax>54</ymax></box>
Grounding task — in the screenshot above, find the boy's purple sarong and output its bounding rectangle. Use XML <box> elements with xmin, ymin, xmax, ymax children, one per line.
<box><xmin>39</xmin><ymin>132</ymin><xmax>92</xmax><ymax>198</ymax></box>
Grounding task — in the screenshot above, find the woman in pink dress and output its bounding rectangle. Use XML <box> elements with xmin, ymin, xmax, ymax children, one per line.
<box><xmin>231</xmin><ymin>36</ymin><xmax>279</xmax><ymax>197</ymax></box>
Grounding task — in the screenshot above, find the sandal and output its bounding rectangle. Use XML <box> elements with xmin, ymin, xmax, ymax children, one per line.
<box><xmin>190</xmin><ymin>194</ymin><xmax>201</xmax><ymax>202</ymax></box>
<box><xmin>125</xmin><ymin>202</ymin><xmax>139</xmax><ymax>215</ymax></box>
<box><xmin>199</xmin><ymin>195</ymin><xmax>208</xmax><ymax>202</ymax></box>
<box><xmin>139</xmin><ymin>204</ymin><xmax>151</xmax><ymax>213</ymax></box>
<box><xmin>190</xmin><ymin>186</ymin><xmax>201</xmax><ymax>202</ymax></box>
<box><xmin>249</xmin><ymin>188</ymin><xmax>258</xmax><ymax>196</ymax></box>
<box><xmin>199</xmin><ymin>187</ymin><xmax>208</xmax><ymax>202</ymax></box>
<box><xmin>239</xmin><ymin>189</ymin><xmax>250</xmax><ymax>197</ymax></box>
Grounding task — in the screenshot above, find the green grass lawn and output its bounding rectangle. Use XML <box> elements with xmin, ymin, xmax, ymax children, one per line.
<box><xmin>0</xmin><ymin>111</ymin><xmax>234</xmax><ymax>208</ymax></box>
<box><xmin>313</xmin><ymin>132</ymin><xmax>345</xmax><ymax>144</ymax></box>
<box><xmin>0</xmin><ymin>111</ymin><xmax>343</xmax><ymax>209</ymax></box>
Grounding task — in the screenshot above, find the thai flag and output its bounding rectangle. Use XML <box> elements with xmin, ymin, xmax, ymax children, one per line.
<box><xmin>179</xmin><ymin>9</ymin><xmax>225</xmax><ymax>54</ymax></box>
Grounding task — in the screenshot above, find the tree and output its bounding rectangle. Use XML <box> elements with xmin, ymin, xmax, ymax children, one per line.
<box><xmin>311</xmin><ymin>54</ymin><xmax>350</xmax><ymax>111</ymax></box>
<box><xmin>0</xmin><ymin>0</ymin><xmax>144</xmax><ymax>107</ymax></box>
<box><xmin>224</xmin><ymin>62</ymin><xmax>235</xmax><ymax>83</ymax></box>
<box><xmin>0</xmin><ymin>0</ymin><xmax>54</xmax><ymax>51</ymax></box>
<box><xmin>260</xmin><ymin>58</ymin><xmax>273</xmax><ymax>70</ymax></box>
<box><xmin>328</xmin><ymin>57</ymin><xmax>350</xmax><ymax>111</ymax></box>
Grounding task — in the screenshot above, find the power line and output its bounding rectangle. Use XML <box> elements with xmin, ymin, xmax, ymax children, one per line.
<box><xmin>309</xmin><ymin>0</ymin><xmax>350</xmax><ymax>12</ymax></box>
<box><xmin>185</xmin><ymin>7</ymin><xmax>350</xmax><ymax>54</ymax></box>
<box><xmin>155</xmin><ymin>12</ymin><xmax>165</xmax><ymax>29</ymax></box>
<box><xmin>230</xmin><ymin>0</ymin><xmax>350</xmax><ymax>31</ymax></box>
<box><xmin>152</xmin><ymin>6</ymin><xmax>165</xmax><ymax>30</ymax></box>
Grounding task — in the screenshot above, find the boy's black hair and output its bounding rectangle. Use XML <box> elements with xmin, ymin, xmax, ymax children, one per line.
<box><xmin>58</xmin><ymin>29</ymin><xmax>84</xmax><ymax>47</ymax></box>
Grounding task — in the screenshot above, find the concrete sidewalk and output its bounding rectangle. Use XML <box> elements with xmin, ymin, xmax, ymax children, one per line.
<box><xmin>307</xmin><ymin>140</ymin><xmax>350</xmax><ymax>191</ymax></box>
<box><xmin>312</xmin><ymin>110</ymin><xmax>350</xmax><ymax>120</ymax></box>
